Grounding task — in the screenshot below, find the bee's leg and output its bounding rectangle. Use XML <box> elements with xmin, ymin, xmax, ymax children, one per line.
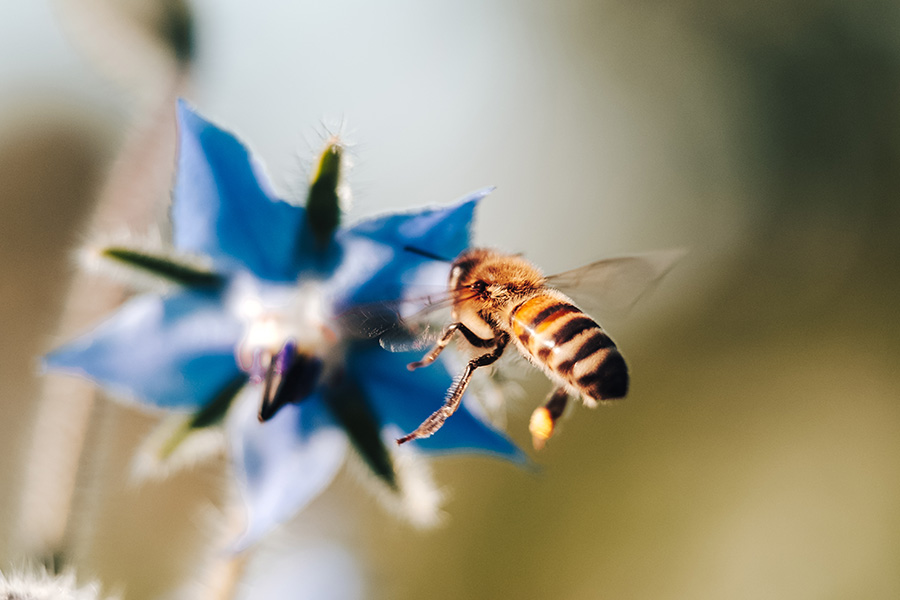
<box><xmin>407</xmin><ymin>323</ymin><xmax>493</xmax><ymax>371</ymax></box>
<box><xmin>398</xmin><ymin>333</ymin><xmax>509</xmax><ymax>444</ymax></box>
<box><xmin>407</xmin><ymin>322</ymin><xmax>461</xmax><ymax>371</ymax></box>
<box><xmin>529</xmin><ymin>387</ymin><xmax>570</xmax><ymax>450</ymax></box>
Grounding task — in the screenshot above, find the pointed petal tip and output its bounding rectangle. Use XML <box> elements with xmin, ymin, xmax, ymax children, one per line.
<box><xmin>175</xmin><ymin>97</ymin><xmax>201</xmax><ymax>118</ymax></box>
<box><xmin>42</xmin><ymin>342</ymin><xmax>85</xmax><ymax>374</ymax></box>
<box><xmin>174</xmin><ymin>98</ymin><xmax>218</xmax><ymax>140</ymax></box>
<box><xmin>41</xmin><ymin>348</ymin><xmax>59</xmax><ymax>371</ymax></box>
<box><xmin>175</xmin><ymin>97</ymin><xmax>193</xmax><ymax>125</ymax></box>
<box><xmin>175</xmin><ymin>98</ymin><xmax>210</xmax><ymax>137</ymax></box>
<box><xmin>411</xmin><ymin>434</ymin><xmax>530</xmax><ymax>467</ymax></box>
<box><xmin>438</xmin><ymin>185</ymin><xmax>494</xmax><ymax>228</ymax></box>
<box><xmin>520</xmin><ymin>454</ymin><xmax>542</xmax><ymax>474</ymax></box>
<box><xmin>41</xmin><ymin>353</ymin><xmax>61</xmax><ymax>374</ymax></box>
<box><xmin>171</xmin><ymin>99</ymin><xmax>305</xmax><ymax>280</ymax></box>
<box><xmin>486</xmin><ymin>439</ymin><xmax>531</xmax><ymax>466</ymax></box>
<box><xmin>458</xmin><ymin>186</ymin><xmax>496</xmax><ymax>205</ymax></box>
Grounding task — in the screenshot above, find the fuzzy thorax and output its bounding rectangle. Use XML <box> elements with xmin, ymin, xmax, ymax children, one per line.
<box><xmin>449</xmin><ymin>248</ymin><xmax>546</xmax><ymax>328</ymax></box>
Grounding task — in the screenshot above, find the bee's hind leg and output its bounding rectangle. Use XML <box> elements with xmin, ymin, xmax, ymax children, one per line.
<box><xmin>398</xmin><ymin>333</ymin><xmax>509</xmax><ymax>444</ymax></box>
<box><xmin>529</xmin><ymin>387</ymin><xmax>570</xmax><ymax>450</ymax></box>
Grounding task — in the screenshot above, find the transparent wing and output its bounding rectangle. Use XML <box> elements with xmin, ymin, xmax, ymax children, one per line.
<box><xmin>336</xmin><ymin>288</ymin><xmax>476</xmax><ymax>352</ymax></box>
<box><xmin>546</xmin><ymin>249</ymin><xmax>685</xmax><ymax>321</ymax></box>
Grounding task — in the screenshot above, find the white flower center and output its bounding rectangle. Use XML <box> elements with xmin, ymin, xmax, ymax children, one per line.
<box><xmin>228</xmin><ymin>272</ymin><xmax>337</xmax><ymax>379</ymax></box>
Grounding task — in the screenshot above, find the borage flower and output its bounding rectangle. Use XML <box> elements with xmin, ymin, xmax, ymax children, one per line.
<box><xmin>45</xmin><ymin>101</ymin><xmax>522</xmax><ymax>546</ymax></box>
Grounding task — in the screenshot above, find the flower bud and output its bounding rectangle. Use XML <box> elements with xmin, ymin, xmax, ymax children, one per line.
<box><xmin>305</xmin><ymin>138</ymin><xmax>343</xmax><ymax>249</ymax></box>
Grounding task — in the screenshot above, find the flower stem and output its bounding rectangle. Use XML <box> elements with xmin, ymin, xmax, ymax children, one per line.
<box><xmin>14</xmin><ymin>79</ymin><xmax>187</xmax><ymax>564</ymax></box>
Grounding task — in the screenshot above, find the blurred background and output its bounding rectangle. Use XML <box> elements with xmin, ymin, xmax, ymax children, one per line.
<box><xmin>1</xmin><ymin>0</ymin><xmax>899</xmax><ymax>598</ymax></box>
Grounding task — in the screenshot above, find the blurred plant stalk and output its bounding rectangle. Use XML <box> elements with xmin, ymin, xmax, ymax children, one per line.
<box><xmin>15</xmin><ymin>0</ymin><xmax>193</xmax><ymax>564</ymax></box>
<box><xmin>15</xmin><ymin>92</ymin><xmax>184</xmax><ymax>562</ymax></box>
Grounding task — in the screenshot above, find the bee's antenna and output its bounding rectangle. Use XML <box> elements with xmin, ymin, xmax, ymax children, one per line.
<box><xmin>403</xmin><ymin>245</ymin><xmax>452</xmax><ymax>263</ymax></box>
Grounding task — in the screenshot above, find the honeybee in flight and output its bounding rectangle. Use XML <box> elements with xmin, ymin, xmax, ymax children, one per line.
<box><xmin>381</xmin><ymin>246</ymin><xmax>683</xmax><ymax>449</ymax></box>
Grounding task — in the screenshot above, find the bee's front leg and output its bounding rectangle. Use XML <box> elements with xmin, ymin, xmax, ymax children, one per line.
<box><xmin>407</xmin><ymin>323</ymin><xmax>493</xmax><ymax>371</ymax></box>
<box><xmin>398</xmin><ymin>332</ymin><xmax>509</xmax><ymax>444</ymax></box>
<box><xmin>407</xmin><ymin>322</ymin><xmax>461</xmax><ymax>371</ymax></box>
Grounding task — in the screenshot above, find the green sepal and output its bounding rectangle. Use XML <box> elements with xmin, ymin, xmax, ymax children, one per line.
<box><xmin>305</xmin><ymin>140</ymin><xmax>342</xmax><ymax>248</ymax></box>
<box><xmin>101</xmin><ymin>246</ymin><xmax>225</xmax><ymax>289</ymax></box>
<box><xmin>158</xmin><ymin>0</ymin><xmax>195</xmax><ymax>67</ymax></box>
<box><xmin>324</xmin><ymin>374</ymin><xmax>397</xmax><ymax>490</ymax></box>
<box><xmin>159</xmin><ymin>373</ymin><xmax>248</xmax><ymax>460</ymax></box>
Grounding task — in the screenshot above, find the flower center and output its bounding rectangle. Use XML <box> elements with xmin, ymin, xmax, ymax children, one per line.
<box><xmin>229</xmin><ymin>273</ymin><xmax>338</xmax><ymax>421</ymax></box>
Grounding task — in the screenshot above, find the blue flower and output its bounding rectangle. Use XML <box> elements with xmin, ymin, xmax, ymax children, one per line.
<box><xmin>44</xmin><ymin>101</ymin><xmax>522</xmax><ymax>546</ymax></box>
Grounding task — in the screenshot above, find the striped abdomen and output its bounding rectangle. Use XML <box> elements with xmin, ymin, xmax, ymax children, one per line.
<box><xmin>509</xmin><ymin>293</ymin><xmax>628</xmax><ymax>402</ymax></box>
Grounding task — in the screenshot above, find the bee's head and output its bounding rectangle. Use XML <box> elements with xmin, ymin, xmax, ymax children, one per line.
<box><xmin>449</xmin><ymin>248</ymin><xmax>491</xmax><ymax>293</ymax></box>
<box><xmin>450</xmin><ymin>249</ymin><xmax>544</xmax><ymax>309</ymax></box>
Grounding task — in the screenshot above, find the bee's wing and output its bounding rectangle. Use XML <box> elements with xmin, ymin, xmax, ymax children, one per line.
<box><xmin>546</xmin><ymin>249</ymin><xmax>685</xmax><ymax>321</ymax></box>
<box><xmin>337</xmin><ymin>289</ymin><xmax>475</xmax><ymax>352</ymax></box>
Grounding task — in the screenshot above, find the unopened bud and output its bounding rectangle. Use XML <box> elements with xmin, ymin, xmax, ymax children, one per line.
<box><xmin>306</xmin><ymin>138</ymin><xmax>343</xmax><ymax>248</ymax></box>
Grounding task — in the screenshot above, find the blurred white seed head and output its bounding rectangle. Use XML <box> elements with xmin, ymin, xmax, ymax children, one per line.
<box><xmin>0</xmin><ymin>568</ymin><xmax>116</xmax><ymax>600</ymax></box>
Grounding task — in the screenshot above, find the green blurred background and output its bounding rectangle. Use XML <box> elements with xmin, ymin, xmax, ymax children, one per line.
<box><xmin>1</xmin><ymin>1</ymin><xmax>899</xmax><ymax>598</ymax></box>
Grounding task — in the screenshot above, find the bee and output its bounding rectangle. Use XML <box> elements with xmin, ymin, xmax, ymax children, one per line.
<box><xmin>389</xmin><ymin>247</ymin><xmax>682</xmax><ymax>449</ymax></box>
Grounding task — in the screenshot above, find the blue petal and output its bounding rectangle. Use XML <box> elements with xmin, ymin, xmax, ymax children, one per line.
<box><xmin>45</xmin><ymin>291</ymin><xmax>243</xmax><ymax>409</ymax></box>
<box><xmin>336</xmin><ymin>188</ymin><xmax>490</xmax><ymax>306</ymax></box>
<box><xmin>345</xmin><ymin>187</ymin><xmax>488</xmax><ymax>259</ymax></box>
<box><xmin>172</xmin><ymin>100</ymin><xmax>305</xmax><ymax>282</ymax></box>
<box><xmin>229</xmin><ymin>393</ymin><xmax>348</xmax><ymax>549</ymax></box>
<box><xmin>345</xmin><ymin>343</ymin><xmax>524</xmax><ymax>461</ymax></box>
<box><xmin>322</xmin><ymin>234</ymin><xmax>399</xmax><ymax>309</ymax></box>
